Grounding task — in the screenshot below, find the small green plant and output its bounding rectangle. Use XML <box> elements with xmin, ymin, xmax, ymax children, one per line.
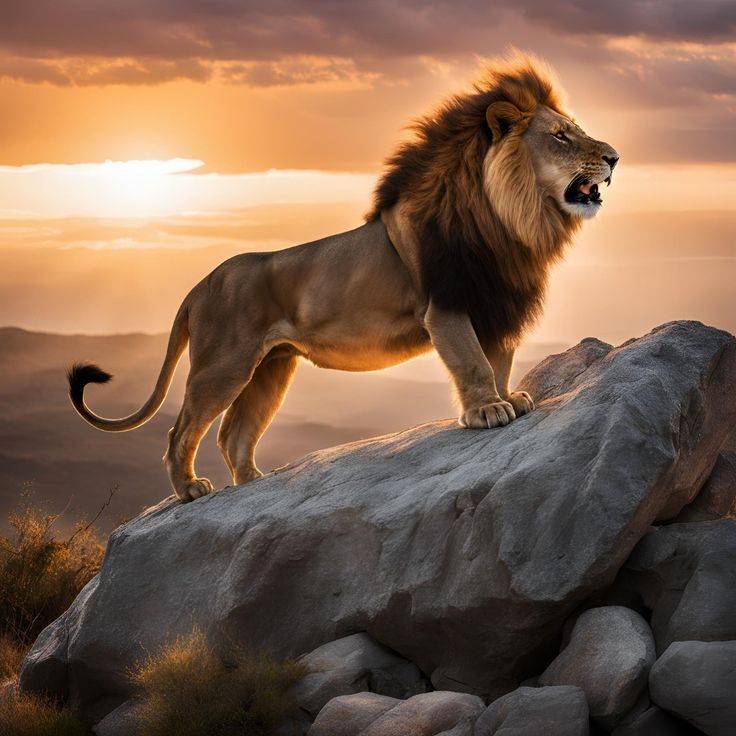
<box><xmin>131</xmin><ymin>628</ymin><xmax>307</xmax><ymax>736</ymax></box>
<box><xmin>0</xmin><ymin>690</ymin><xmax>86</xmax><ymax>736</ymax></box>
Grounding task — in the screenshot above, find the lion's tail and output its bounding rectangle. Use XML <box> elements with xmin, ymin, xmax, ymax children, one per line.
<box><xmin>67</xmin><ymin>303</ymin><xmax>190</xmax><ymax>432</ymax></box>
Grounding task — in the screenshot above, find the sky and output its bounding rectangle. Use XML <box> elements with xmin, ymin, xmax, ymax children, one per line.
<box><xmin>0</xmin><ymin>0</ymin><xmax>734</xmax><ymax>352</ymax></box>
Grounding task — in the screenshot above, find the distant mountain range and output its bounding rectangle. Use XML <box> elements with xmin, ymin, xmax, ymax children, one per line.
<box><xmin>0</xmin><ymin>327</ymin><xmax>564</xmax><ymax>534</ymax></box>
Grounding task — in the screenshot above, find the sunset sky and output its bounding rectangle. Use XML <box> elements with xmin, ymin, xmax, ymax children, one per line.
<box><xmin>1</xmin><ymin>1</ymin><xmax>734</xmax><ymax>350</ymax></box>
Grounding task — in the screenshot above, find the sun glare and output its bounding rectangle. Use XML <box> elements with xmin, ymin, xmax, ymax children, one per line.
<box><xmin>0</xmin><ymin>158</ymin><xmax>205</xmax><ymax>219</ymax></box>
<box><xmin>73</xmin><ymin>158</ymin><xmax>205</xmax><ymax>218</ymax></box>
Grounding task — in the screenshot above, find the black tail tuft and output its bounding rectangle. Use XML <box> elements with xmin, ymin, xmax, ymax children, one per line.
<box><xmin>67</xmin><ymin>362</ymin><xmax>113</xmax><ymax>405</ymax></box>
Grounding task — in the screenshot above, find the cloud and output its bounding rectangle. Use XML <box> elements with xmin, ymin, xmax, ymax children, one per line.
<box><xmin>2</xmin><ymin>1</ymin><xmax>734</xmax><ymax>57</ymax></box>
<box><xmin>219</xmin><ymin>57</ymin><xmax>381</xmax><ymax>88</ymax></box>
<box><xmin>0</xmin><ymin>1</ymin><xmax>732</xmax><ymax>165</ymax></box>
<box><xmin>0</xmin><ymin>1</ymin><xmax>493</xmax><ymax>64</ymax></box>
<box><xmin>516</xmin><ymin>0</ymin><xmax>736</xmax><ymax>44</ymax></box>
<box><xmin>0</xmin><ymin>55</ymin><xmax>213</xmax><ymax>86</ymax></box>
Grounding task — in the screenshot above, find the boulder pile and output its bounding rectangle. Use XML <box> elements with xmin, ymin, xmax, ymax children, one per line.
<box><xmin>19</xmin><ymin>321</ymin><xmax>736</xmax><ymax>735</ymax></box>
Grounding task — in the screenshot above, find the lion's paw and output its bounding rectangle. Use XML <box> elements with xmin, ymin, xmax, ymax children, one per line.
<box><xmin>506</xmin><ymin>390</ymin><xmax>535</xmax><ymax>417</ymax></box>
<box><xmin>459</xmin><ymin>400</ymin><xmax>516</xmax><ymax>429</ymax></box>
<box><xmin>177</xmin><ymin>477</ymin><xmax>214</xmax><ymax>503</ymax></box>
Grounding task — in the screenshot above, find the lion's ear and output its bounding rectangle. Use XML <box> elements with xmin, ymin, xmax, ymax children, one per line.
<box><xmin>486</xmin><ymin>101</ymin><xmax>525</xmax><ymax>141</ymax></box>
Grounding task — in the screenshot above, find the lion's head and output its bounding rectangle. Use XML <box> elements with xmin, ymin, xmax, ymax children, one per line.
<box><xmin>368</xmin><ymin>52</ymin><xmax>619</xmax><ymax>347</ymax></box>
<box><xmin>370</xmin><ymin>52</ymin><xmax>619</xmax><ymax>252</ymax></box>
<box><xmin>479</xmin><ymin>55</ymin><xmax>619</xmax><ymax>252</ymax></box>
<box><xmin>522</xmin><ymin>106</ymin><xmax>619</xmax><ymax>220</ymax></box>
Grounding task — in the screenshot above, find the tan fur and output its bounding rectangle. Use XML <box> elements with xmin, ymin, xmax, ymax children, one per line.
<box><xmin>68</xmin><ymin>53</ymin><xmax>618</xmax><ymax>502</ymax></box>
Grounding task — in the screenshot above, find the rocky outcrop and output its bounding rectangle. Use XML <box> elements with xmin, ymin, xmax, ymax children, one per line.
<box><xmin>474</xmin><ymin>685</ymin><xmax>589</xmax><ymax>736</ymax></box>
<box><xmin>674</xmin><ymin>451</ymin><xmax>736</xmax><ymax>522</ymax></box>
<box><xmin>18</xmin><ymin>321</ymin><xmax>736</xmax><ymax>734</ymax></box>
<box><xmin>615</xmin><ymin>521</ymin><xmax>736</xmax><ymax>653</ymax></box>
<box><xmin>611</xmin><ymin>705</ymin><xmax>700</xmax><ymax>736</ymax></box>
<box><xmin>649</xmin><ymin>641</ymin><xmax>736</xmax><ymax>736</ymax></box>
<box><xmin>290</xmin><ymin>633</ymin><xmax>429</xmax><ymax>720</ymax></box>
<box><xmin>539</xmin><ymin>607</ymin><xmax>655</xmax><ymax>729</ymax></box>
<box><xmin>92</xmin><ymin>700</ymin><xmax>143</xmax><ymax>736</ymax></box>
<box><xmin>309</xmin><ymin>691</ymin><xmax>484</xmax><ymax>736</ymax></box>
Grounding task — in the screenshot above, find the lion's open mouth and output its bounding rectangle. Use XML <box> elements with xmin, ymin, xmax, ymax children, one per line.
<box><xmin>564</xmin><ymin>174</ymin><xmax>610</xmax><ymax>207</ymax></box>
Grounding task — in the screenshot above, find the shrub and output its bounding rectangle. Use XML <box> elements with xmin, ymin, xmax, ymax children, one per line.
<box><xmin>131</xmin><ymin>628</ymin><xmax>307</xmax><ymax>736</ymax></box>
<box><xmin>0</xmin><ymin>489</ymin><xmax>105</xmax><ymax>650</ymax></box>
<box><xmin>0</xmin><ymin>634</ymin><xmax>25</xmax><ymax>680</ymax></box>
<box><xmin>0</xmin><ymin>691</ymin><xmax>86</xmax><ymax>736</ymax></box>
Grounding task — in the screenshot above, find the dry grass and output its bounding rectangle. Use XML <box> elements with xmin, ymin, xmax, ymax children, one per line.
<box><xmin>0</xmin><ymin>488</ymin><xmax>106</xmax><ymax>736</ymax></box>
<box><xmin>0</xmin><ymin>489</ymin><xmax>105</xmax><ymax>650</ymax></box>
<box><xmin>131</xmin><ymin>628</ymin><xmax>307</xmax><ymax>736</ymax></box>
<box><xmin>0</xmin><ymin>690</ymin><xmax>86</xmax><ymax>736</ymax></box>
<box><xmin>0</xmin><ymin>634</ymin><xmax>25</xmax><ymax>680</ymax></box>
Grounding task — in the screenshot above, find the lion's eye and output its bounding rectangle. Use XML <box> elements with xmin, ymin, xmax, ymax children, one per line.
<box><xmin>552</xmin><ymin>131</ymin><xmax>568</xmax><ymax>142</ymax></box>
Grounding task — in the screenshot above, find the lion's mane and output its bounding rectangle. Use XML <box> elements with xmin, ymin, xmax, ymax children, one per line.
<box><xmin>367</xmin><ymin>53</ymin><xmax>582</xmax><ymax>348</ymax></box>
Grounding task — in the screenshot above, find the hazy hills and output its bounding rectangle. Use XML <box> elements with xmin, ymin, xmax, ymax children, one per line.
<box><xmin>0</xmin><ymin>327</ymin><xmax>562</xmax><ymax>534</ymax></box>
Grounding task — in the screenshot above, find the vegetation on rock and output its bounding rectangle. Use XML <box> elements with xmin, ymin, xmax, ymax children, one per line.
<box><xmin>131</xmin><ymin>627</ymin><xmax>307</xmax><ymax>736</ymax></box>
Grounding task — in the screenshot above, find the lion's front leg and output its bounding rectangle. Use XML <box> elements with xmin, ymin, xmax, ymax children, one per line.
<box><xmin>424</xmin><ymin>302</ymin><xmax>517</xmax><ymax>429</ymax></box>
<box><xmin>484</xmin><ymin>344</ymin><xmax>535</xmax><ymax>417</ymax></box>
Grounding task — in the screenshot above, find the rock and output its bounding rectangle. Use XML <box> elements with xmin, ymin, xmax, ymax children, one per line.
<box><xmin>618</xmin><ymin>520</ymin><xmax>736</xmax><ymax>653</ymax></box>
<box><xmin>290</xmin><ymin>633</ymin><xmax>428</xmax><ymax>719</ymax></box>
<box><xmin>649</xmin><ymin>640</ymin><xmax>736</xmax><ymax>736</ymax></box>
<box><xmin>474</xmin><ymin>685</ymin><xmax>588</xmax><ymax>736</ymax></box>
<box><xmin>436</xmin><ymin>725</ymin><xmax>475</xmax><ymax>736</ymax></box>
<box><xmin>611</xmin><ymin>705</ymin><xmax>700</xmax><ymax>735</ymax></box>
<box><xmin>539</xmin><ymin>606</ymin><xmax>656</xmax><ymax>730</ymax></box>
<box><xmin>308</xmin><ymin>693</ymin><xmax>398</xmax><ymax>736</ymax></box>
<box><xmin>518</xmin><ymin>336</ymin><xmax>613</xmax><ymax>403</ymax></box>
<box><xmin>92</xmin><ymin>699</ymin><xmax>144</xmax><ymax>736</ymax></box>
<box><xmin>612</xmin><ymin>692</ymin><xmax>650</xmax><ymax>731</ymax></box>
<box><xmin>675</xmin><ymin>451</ymin><xmax>736</xmax><ymax>522</ymax></box>
<box><xmin>20</xmin><ymin>322</ymin><xmax>736</xmax><ymax>713</ymax></box>
<box><xmin>310</xmin><ymin>691</ymin><xmax>484</xmax><ymax>736</ymax></box>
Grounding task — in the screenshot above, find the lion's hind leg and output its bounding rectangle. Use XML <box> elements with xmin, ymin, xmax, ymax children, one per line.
<box><xmin>164</xmin><ymin>353</ymin><xmax>263</xmax><ymax>502</ymax></box>
<box><xmin>217</xmin><ymin>352</ymin><xmax>298</xmax><ymax>486</ymax></box>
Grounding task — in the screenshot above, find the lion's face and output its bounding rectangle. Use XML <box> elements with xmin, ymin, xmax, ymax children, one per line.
<box><xmin>523</xmin><ymin>106</ymin><xmax>619</xmax><ymax>220</ymax></box>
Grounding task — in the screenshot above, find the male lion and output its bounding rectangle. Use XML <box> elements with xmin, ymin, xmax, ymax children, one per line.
<box><xmin>69</xmin><ymin>53</ymin><xmax>619</xmax><ymax>502</ymax></box>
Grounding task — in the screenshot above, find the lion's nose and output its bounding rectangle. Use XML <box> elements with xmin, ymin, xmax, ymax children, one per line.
<box><xmin>603</xmin><ymin>154</ymin><xmax>619</xmax><ymax>171</ymax></box>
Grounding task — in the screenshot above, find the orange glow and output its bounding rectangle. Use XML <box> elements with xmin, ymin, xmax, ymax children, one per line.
<box><xmin>0</xmin><ymin>24</ymin><xmax>733</xmax><ymax>345</ymax></box>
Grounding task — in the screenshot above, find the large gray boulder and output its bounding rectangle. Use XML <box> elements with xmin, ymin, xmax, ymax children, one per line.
<box><xmin>308</xmin><ymin>693</ymin><xmax>398</xmax><ymax>736</ymax></box>
<box><xmin>20</xmin><ymin>321</ymin><xmax>736</xmax><ymax>716</ymax></box>
<box><xmin>675</xmin><ymin>451</ymin><xmax>736</xmax><ymax>522</ymax></box>
<box><xmin>611</xmin><ymin>705</ymin><xmax>700</xmax><ymax>736</ymax></box>
<box><xmin>310</xmin><ymin>691</ymin><xmax>484</xmax><ymax>736</ymax></box>
<box><xmin>518</xmin><ymin>336</ymin><xmax>613</xmax><ymax>403</ymax></box>
<box><xmin>474</xmin><ymin>685</ymin><xmax>589</xmax><ymax>736</ymax></box>
<box><xmin>92</xmin><ymin>700</ymin><xmax>144</xmax><ymax>736</ymax></box>
<box><xmin>290</xmin><ymin>633</ymin><xmax>428</xmax><ymax>719</ymax></box>
<box><xmin>649</xmin><ymin>640</ymin><xmax>736</xmax><ymax>736</ymax></box>
<box><xmin>618</xmin><ymin>521</ymin><xmax>736</xmax><ymax>653</ymax></box>
<box><xmin>539</xmin><ymin>607</ymin><xmax>656</xmax><ymax>730</ymax></box>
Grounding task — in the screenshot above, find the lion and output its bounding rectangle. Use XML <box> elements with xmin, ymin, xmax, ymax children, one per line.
<box><xmin>68</xmin><ymin>53</ymin><xmax>619</xmax><ymax>502</ymax></box>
